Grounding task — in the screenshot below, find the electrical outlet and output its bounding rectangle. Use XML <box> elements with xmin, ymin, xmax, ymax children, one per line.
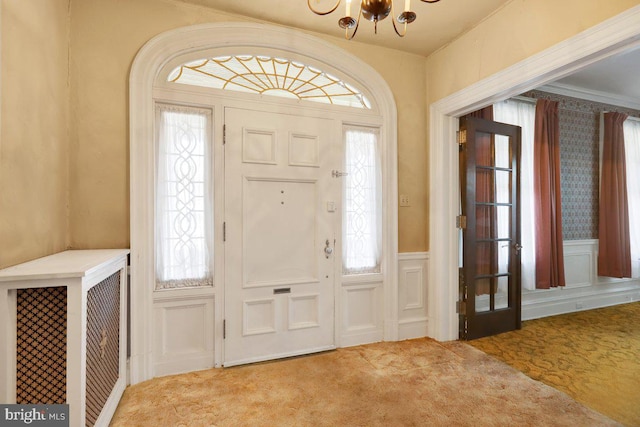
<box><xmin>399</xmin><ymin>194</ymin><xmax>410</xmax><ymax>207</ymax></box>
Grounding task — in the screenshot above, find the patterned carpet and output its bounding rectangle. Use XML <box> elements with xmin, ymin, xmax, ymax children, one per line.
<box><xmin>111</xmin><ymin>338</ymin><xmax>618</xmax><ymax>426</ymax></box>
<box><xmin>469</xmin><ymin>302</ymin><xmax>640</xmax><ymax>427</ymax></box>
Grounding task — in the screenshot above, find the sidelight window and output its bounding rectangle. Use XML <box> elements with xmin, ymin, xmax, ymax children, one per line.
<box><xmin>155</xmin><ymin>104</ymin><xmax>213</xmax><ymax>290</ymax></box>
<box><xmin>342</xmin><ymin>126</ymin><xmax>382</xmax><ymax>275</ymax></box>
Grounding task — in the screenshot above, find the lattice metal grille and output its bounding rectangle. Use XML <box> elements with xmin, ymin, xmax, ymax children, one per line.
<box><xmin>85</xmin><ymin>271</ymin><xmax>121</xmax><ymax>427</ymax></box>
<box><xmin>16</xmin><ymin>286</ymin><xmax>67</xmax><ymax>404</ymax></box>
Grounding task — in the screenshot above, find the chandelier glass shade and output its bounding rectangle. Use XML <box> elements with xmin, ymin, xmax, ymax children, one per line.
<box><xmin>307</xmin><ymin>0</ymin><xmax>441</xmax><ymax>39</ymax></box>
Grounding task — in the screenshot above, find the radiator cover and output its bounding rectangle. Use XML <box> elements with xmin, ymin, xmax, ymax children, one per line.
<box><xmin>0</xmin><ymin>249</ymin><xmax>129</xmax><ymax>427</ymax></box>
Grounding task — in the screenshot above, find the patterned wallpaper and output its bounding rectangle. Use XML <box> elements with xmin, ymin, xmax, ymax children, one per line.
<box><xmin>522</xmin><ymin>90</ymin><xmax>640</xmax><ymax>240</ymax></box>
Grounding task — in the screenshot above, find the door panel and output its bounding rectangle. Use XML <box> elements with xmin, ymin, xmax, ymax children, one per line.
<box><xmin>224</xmin><ymin>108</ymin><xmax>338</xmax><ymax>366</ymax></box>
<box><xmin>459</xmin><ymin>116</ymin><xmax>522</xmax><ymax>340</ymax></box>
<box><xmin>243</xmin><ymin>178</ymin><xmax>318</xmax><ymax>286</ymax></box>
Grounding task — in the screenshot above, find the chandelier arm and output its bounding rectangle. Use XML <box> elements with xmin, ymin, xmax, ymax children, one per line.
<box><xmin>391</xmin><ymin>13</ymin><xmax>408</xmax><ymax>37</ymax></box>
<box><xmin>391</xmin><ymin>0</ymin><xmax>408</xmax><ymax>37</ymax></box>
<box><xmin>309</xmin><ymin>0</ymin><xmax>440</xmax><ymax>38</ymax></box>
<box><xmin>345</xmin><ymin>8</ymin><xmax>361</xmax><ymax>40</ymax></box>
<box><xmin>307</xmin><ymin>0</ymin><xmax>341</xmax><ymax>16</ymax></box>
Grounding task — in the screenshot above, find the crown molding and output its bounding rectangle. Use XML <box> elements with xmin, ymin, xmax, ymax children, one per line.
<box><xmin>539</xmin><ymin>82</ymin><xmax>640</xmax><ymax>111</ymax></box>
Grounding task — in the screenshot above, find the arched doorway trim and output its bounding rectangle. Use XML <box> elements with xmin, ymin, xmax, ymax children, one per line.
<box><xmin>130</xmin><ymin>22</ymin><xmax>398</xmax><ymax>383</ymax></box>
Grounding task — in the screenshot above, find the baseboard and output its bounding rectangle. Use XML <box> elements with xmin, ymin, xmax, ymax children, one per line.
<box><xmin>522</xmin><ymin>282</ymin><xmax>640</xmax><ymax>320</ymax></box>
<box><xmin>340</xmin><ymin>330</ymin><xmax>383</xmax><ymax>348</ymax></box>
<box><xmin>154</xmin><ymin>354</ymin><xmax>215</xmax><ymax>378</ymax></box>
<box><xmin>398</xmin><ymin>318</ymin><xmax>429</xmax><ymax>340</ymax></box>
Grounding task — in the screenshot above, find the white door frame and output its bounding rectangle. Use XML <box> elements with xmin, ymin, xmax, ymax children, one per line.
<box><xmin>428</xmin><ymin>6</ymin><xmax>640</xmax><ymax>341</ymax></box>
<box><xmin>130</xmin><ymin>23</ymin><xmax>398</xmax><ymax>384</ymax></box>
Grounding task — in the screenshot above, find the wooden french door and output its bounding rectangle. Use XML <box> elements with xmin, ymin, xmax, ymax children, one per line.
<box><xmin>223</xmin><ymin>107</ymin><xmax>339</xmax><ymax>366</ymax></box>
<box><xmin>459</xmin><ymin>116</ymin><xmax>522</xmax><ymax>340</ymax></box>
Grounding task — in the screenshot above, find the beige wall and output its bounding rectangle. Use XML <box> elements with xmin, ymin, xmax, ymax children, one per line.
<box><xmin>67</xmin><ymin>0</ymin><xmax>429</xmax><ymax>253</ymax></box>
<box><xmin>0</xmin><ymin>0</ymin><xmax>69</xmax><ymax>268</ymax></box>
<box><xmin>3</xmin><ymin>0</ymin><xmax>638</xmax><ymax>267</ymax></box>
<box><xmin>423</xmin><ymin>0</ymin><xmax>640</xmax><ymax>251</ymax></box>
<box><xmin>426</xmin><ymin>0</ymin><xmax>640</xmax><ymax>105</ymax></box>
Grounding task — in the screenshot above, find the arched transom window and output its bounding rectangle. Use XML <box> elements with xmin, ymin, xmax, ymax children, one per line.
<box><xmin>168</xmin><ymin>55</ymin><xmax>371</xmax><ymax>109</ymax></box>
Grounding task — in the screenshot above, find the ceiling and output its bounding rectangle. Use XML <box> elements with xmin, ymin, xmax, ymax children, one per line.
<box><xmin>176</xmin><ymin>0</ymin><xmax>511</xmax><ymax>57</ymax></box>
<box><xmin>177</xmin><ymin>0</ymin><xmax>639</xmax><ymax>106</ymax></box>
<box><xmin>548</xmin><ymin>45</ymin><xmax>640</xmax><ymax>108</ymax></box>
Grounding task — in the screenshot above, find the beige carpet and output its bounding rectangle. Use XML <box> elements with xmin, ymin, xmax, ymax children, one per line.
<box><xmin>469</xmin><ymin>302</ymin><xmax>640</xmax><ymax>427</ymax></box>
<box><xmin>111</xmin><ymin>338</ymin><xmax>618</xmax><ymax>426</ymax></box>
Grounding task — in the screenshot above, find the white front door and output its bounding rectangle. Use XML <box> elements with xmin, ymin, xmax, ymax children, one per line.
<box><xmin>223</xmin><ymin>107</ymin><xmax>339</xmax><ymax>366</ymax></box>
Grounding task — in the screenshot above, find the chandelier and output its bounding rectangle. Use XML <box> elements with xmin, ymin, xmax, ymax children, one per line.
<box><xmin>307</xmin><ymin>0</ymin><xmax>441</xmax><ymax>39</ymax></box>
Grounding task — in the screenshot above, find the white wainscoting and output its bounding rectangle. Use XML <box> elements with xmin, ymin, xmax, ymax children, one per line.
<box><xmin>523</xmin><ymin>239</ymin><xmax>640</xmax><ymax>320</ymax></box>
<box><xmin>398</xmin><ymin>253</ymin><xmax>429</xmax><ymax>340</ymax></box>
<box><xmin>152</xmin><ymin>288</ymin><xmax>215</xmax><ymax>377</ymax></box>
<box><xmin>144</xmin><ymin>243</ymin><xmax>640</xmax><ymax>378</ymax></box>
<box><xmin>339</xmin><ymin>277</ymin><xmax>384</xmax><ymax>347</ymax></box>
<box><xmin>338</xmin><ymin>252</ymin><xmax>431</xmax><ymax>346</ymax></box>
<box><xmin>394</xmin><ymin>243</ymin><xmax>640</xmax><ymax>343</ymax></box>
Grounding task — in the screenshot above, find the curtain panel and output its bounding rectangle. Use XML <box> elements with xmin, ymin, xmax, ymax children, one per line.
<box><xmin>494</xmin><ymin>99</ymin><xmax>537</xmax><ymax>291</ymax></box>
<box><xmin>598</xmin><ymin>112</ymin><xmax>631</xmax><ymax>278</ymax></box>
<box><xmin>624</xmin><ymin>119</ymin><xmax>640</xmax><ymax>278</ymax></box>
<box><xmin>465</xmin><ymin>107</ymin><xmax>494</xmax><ymax>121</ymax></box>
<box><xmin>533</xmin><ymin>99</ymin><xmax>565</xmax><ymax>289</ymax></box>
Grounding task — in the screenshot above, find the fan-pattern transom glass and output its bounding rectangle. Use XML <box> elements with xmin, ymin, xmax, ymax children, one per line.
<box><xmin>168</xmin><ymin>55</ymin><xmax>371</xmax><ymax>109</ymax></box>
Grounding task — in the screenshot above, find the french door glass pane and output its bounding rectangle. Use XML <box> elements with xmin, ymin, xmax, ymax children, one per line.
<box><xmin>475</xmin><ymin>131</ymin><xmax>493</xmax><ymax>167</ymax></box>
<box><xmin>496</xmin><ymin>276</ymin><xmax>509</xmax><ymax>310</ymax></box>
<box><xmin>474</xmin><ymin>275</ymin><xmax>510</xmax><ymax>313</ymax></box>
<box><xmin>494</xmin><ymin>135</ymin><xmax>511</xmax><ymax>169</ymax></box>
<box><xmin>475</xmin><ymin>206</ymin><xmax>511</xmax><ymax>239</ymax></box>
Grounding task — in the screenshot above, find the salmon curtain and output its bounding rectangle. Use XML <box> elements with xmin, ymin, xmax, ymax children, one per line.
<box><xmin>466</xmin><ymin>107</ymin><xmax>494</xmax><ymax>121</ymax></box>
<box><xmin>598</xmin><ymin>112</ymin><xmax>631</xmax><ymax>278</ymax></box>
<box><xmin>466</xmin><ymin>107</ymin><xmax>495</xmax><ymax>295</ymax></box>
<box><xmin>533</xmin><ymin>99</ymin><xmax>565</xmax><ymax>289</ymax></box>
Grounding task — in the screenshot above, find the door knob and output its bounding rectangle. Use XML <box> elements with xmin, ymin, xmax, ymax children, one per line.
<box><xmin>324</xmin><ymin>239</ymin><xmax>333</xmax><ymax>259</ymax></box>
<box><xmin>514</xmin><ymin>243</ymin><xmax>523</xmax><ymax>253</ymax></box>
